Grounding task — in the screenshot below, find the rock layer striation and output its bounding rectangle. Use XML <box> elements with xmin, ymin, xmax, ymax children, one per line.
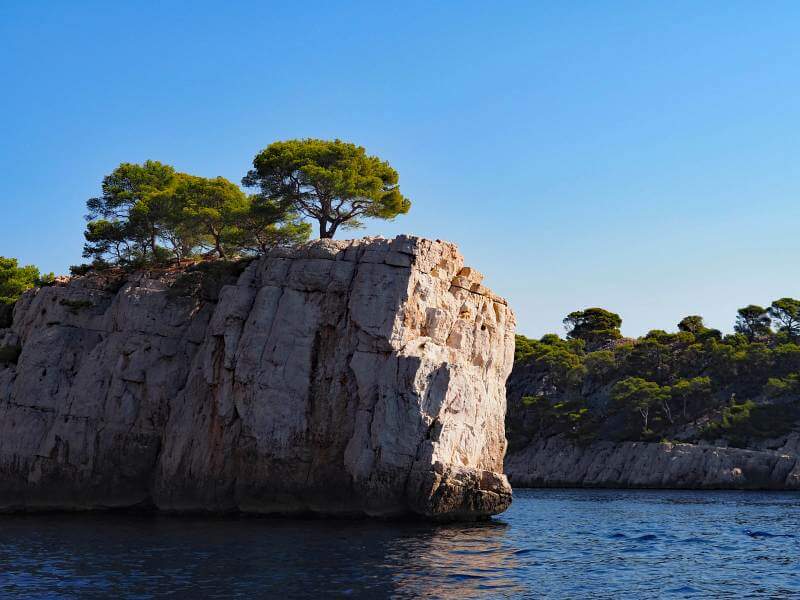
<box><xmin>0</xmin><ymin>236</ymin><xmax>515</xmax><ymax>519</ymax></box>
<box><xmin>505</xmin><ymin>435</ymin><xmax>800</xmax><ymax>489</ymax></box>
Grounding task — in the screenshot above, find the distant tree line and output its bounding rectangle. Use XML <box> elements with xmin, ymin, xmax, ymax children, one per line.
<box><xmin>0</xmin><ymin>257</ymin><xmax>53</xmax><ymax>326</ymax></box>
<box><xmin>513</xmin><ymin>301</ymin><xmax>800</xmax><ymax>447</ymax></box>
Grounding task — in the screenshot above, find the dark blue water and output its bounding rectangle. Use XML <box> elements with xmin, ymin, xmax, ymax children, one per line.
<box><xmin>1</xmin><ymin>489</ymin><xmax>799</xmax><ymax>598</ymax></box>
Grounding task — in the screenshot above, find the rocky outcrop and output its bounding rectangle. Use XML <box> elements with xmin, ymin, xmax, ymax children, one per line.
<box><xmin>0</xmin><ymin>236</ymin><xmax>515</xmax><ymax>519</ymax></box>
<box><xmin>505</xmin><ymin>435</ymin><xmax>800</xmax><ymax>489</ymax></box>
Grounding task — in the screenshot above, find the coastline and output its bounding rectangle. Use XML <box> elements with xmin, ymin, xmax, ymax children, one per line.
<box><xmin>505</xmin><ymin>434</ymin><xmax>800</xmax><ymax>490</ymax></box>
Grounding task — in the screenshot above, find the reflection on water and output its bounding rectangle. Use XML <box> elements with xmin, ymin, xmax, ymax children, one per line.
<box><xmin>389</xmin><ymin>522</ymin><xmax>525</xmax><ymax>598</ymax></box>
<box><xmin>1</xmin><ymin>489</ymin><xmax>799</xmax><ymax>598</ymax></box>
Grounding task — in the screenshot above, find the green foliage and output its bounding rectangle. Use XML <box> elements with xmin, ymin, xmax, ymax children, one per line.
<box><xmin>514</xmin><ymin>301</ymin><xmax>800</xmax><ymax>445</ymax></box>
<box><xmin>677</xmin><ymin>315</ymin><xmax>705</xmax><ymax>334</ymax></box>
<box><xmin>59</xmin><ymin>298</ymin><xmax>94</xmax><ymax>313</ymax></box>
<box><xmin>0</xmin><ymin>256</ymin><xmax>53</xmax><ymax>306</ymax></box>
<box><xmin>677</xmin><ymin>315</ymin><xmax>721</xmax><ymax>341</ymax></box>
<box><xmin>514</xmin><ymin>334</ymin><xmax>539</xmax><ymax>363</ymax></box>
<box><xmin>171</xmin><ymin>174</ymin><xmax>249</xmax><ymax>258</ymax></box>
<box><xmin>563</xmin><ymin>308</ymin><xmax>622</xmax><ymax>351</ymax></box>
<box><xmin>84</xmin><ymin>161</ymin><xmax>309</xmax><ymax>267</ymax></box>
<box><xmin>519</xmin><ymin>394</ymin><xmax>594</xmax><ymax>442</ymax></box>
<box><xmin>242</xmin><ymin>138</ymin><xmax>411</xmax><ymax>239</ymax></box>
<box><xmin>703</xmin><ymin>400</ymin><xmax>800</xmax><ymax>446</ymax></box>
<box><xmin>514</xmin><ymin>334</ymin><xmax>585</xmax><ymax>388</ymax></box>
<box><xmin>769</xmin><ymin>298</ymin><xmax>800</xmax><ymax>340</ymax></box>
<box><xmin>735</xmin><ymin>305</ymin><xmax>772</xmax><ymax>341</ymax></box>
<box><xmin>764</xmin><ymin>374</ymin><xmax>800</xmax><ymax>398</ymax></box>
<box><xmin>773</xmin><ymin>344</ymin><xmax>800</xmax><ymax>373</ymax></box>
<box><xmin>670</xmin><ymin>376</ymin><xmax>712</xmax><ymax>417</ymax></box>
<box><xmin>583</xmin><ymin>350</ymin><xmax>616</xmax><ymax>386</ymax></box>
<box><xmin>228</xmin><ymin>197</ymin><xmax>312</xmax><ymax>253</ymax></box>
<box><xmin>611</xmin><ymin>377</ymin><xmax>671</xmax><ymax>431</ymax></box>
<box><xmin>84</xmin><ymin>160</ymin><xmax>177</xmax><ymax>264</ymax></box>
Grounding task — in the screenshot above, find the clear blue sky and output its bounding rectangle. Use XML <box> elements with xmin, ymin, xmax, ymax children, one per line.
<box><xmin>2</xmin><ymin>2</ymin><xmax>799</xmax><ymax>337</ymax></box>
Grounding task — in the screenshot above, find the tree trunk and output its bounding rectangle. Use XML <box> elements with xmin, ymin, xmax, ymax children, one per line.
<box><xmin>662</xmin><ymin>400</ymin><xmax>673</xmax><ymax>423</ymax></box>
<box><xmin>319</xmin><ymin>219</ymin><xmax>335</xmax><ymax>239</ymax></box>
<box><xmin>214</xmin><ymin>235</ymin><xmax>225</xmax><ymax>258</ymax></box>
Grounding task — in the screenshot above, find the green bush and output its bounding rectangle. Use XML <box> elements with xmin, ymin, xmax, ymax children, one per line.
<box><xmin>513</xmin><ymin>302</ymin><xmax>800</xmax><ymax>444</ymax></box>
<box><xmin>703</xmin><ymin>400</ymin><xmax>799</xmax><ymax>446</ymax></box>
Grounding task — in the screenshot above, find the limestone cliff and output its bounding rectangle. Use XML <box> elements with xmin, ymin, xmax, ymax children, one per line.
<box><xmin>0</xmin><ymin>236</ymin><xmax>515</xmax><ymax>519</ymax></box>
<box><xmin>505</xmin><ymin>435</ymin><xmax>800</xmax><ymax>489</ymax></box>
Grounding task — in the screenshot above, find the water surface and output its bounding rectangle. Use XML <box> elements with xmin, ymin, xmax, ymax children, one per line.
<box><xmin>1</xmin><ymin>489</ymin><xmax>799</xmax><ymax>598</ymax></box>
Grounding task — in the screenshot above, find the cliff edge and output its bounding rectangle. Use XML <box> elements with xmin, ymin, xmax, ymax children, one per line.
<box><xmin>0</xmin><ymin>236</ymin><xmax>515</xmax><ymax>519</ymax></box>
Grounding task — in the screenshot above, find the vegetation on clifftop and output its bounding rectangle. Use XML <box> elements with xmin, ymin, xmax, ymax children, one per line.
<box><xmin>511</xmin><ymin>302</ymin><xmax>800</xmax><ymax>448</ymax></box>
<box><xmin>81</xmin><ymin>159</ymin><xmax>311</xmax><ymax>269</ymax></box>
<box><xmin>243</xmin><ymin>139</ymin><xmax>411</xmax><ymax>239</ymax></box>
<box><xmin>0</xmin><ymin>257</ymin><xmax>53</xmax><ymax>327</ymax></box>
<box><xmin>78</xmin><ymin>138</ymin><xmax>410</xmax><ymax>272</ymax></box>
<box><xmin>0</xmin><ymin>257</ymin><xmax>53</xmax><ymax>306</ymax></box>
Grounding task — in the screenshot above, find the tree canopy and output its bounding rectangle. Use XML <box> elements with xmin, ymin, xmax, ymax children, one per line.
<box><xmin>83</xmin><ymin>161</ymin><xmax>309</xmax><ymax>267</ymax></box>
<box><xmin>734</xmin><ymin>305</ymin><xmax>772</xmax><ymax>341</ymax></box>
<box><xmin>769</xmin><ymin>298</ymin><xmax>800</xmax><ymax>340</ymax></box>
<box><xmin>77</xmin><ymin>139</ymin><xmax>411</xmax><ymax>269</ymax></box>
<box><xmin>0</xmin><ymin>257</ymin><xmax>52</xmax><ymax>305</ymax></box>
<box><xmin>512</xmin><ymin>301</ymin><xmax>800</xmax><ymax>446</ymax></box>
<box><xmin>242</xmin><ymin>138</ymin><xmax>411</xmax><ymax>239</ymax></box>
<box><xmin>0</xmin><ymin>257</ymin><xmax>53</xmax><ymax>327</ymax></box>
<box><xmin>563</xmin><ymin>308</ymin><xmax>622</xmax><ymax>351</ymax></box>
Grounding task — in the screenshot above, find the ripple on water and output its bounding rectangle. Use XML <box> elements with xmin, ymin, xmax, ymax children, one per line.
<box><xmin>745</xmin><ymin>529</ymin><xmax>795</xmax><ymax>538</ymax></box>
<box><xmin>0</xmin><ymin>489</ymin><xmax>799</xmax><ymax>598</ymax></box>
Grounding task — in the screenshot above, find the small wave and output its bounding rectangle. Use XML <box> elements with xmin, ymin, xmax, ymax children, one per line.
<box><xmin>666</xmin><ymin>585</ymin><xmax>701</xmax><ymax>594</ymax></box>
<box><xmin>608</xmin><ymin>533</ymin><xmax>627</xmax><ymax>539</ymax></box>
<box><xmin>635</xmin><ymin>534</ymin><xmax>658</xmax><ymax>541</ymax></box>
<box><xmin>745</xmin><ymin>530</ymin><xmax>794</xmax><ymax>539</ymax></box>
<box><xmin>448</xmin><ymin>573</ymin><xmax>486</xmax><ymax>581</ymax></box>
<box><xmin>451</xmin><ymin>548</ymin><xmax>500</xmax><ymax>556</ymax></box>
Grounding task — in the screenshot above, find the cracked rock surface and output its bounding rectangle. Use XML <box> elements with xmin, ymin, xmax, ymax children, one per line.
<box><xmin>0</xmin><ymin>236</ymin><xmax>515</xmax><ymax>519</ymax></box>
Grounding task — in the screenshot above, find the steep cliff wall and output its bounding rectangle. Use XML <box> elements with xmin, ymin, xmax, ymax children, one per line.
<box><xmin>0</xmin><ymin>236</ymin><xmax>515</xmax><ymax>519</ymax></box>
<box><xmin>505</xmin><ymin>435</ymin><xmax>800</xmax><ymax>489</ymax></box>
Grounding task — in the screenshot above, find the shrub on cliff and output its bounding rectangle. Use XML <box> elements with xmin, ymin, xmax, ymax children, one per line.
<box><xmin>0</xmin><ymin>257</ymin><xmax>53</xmax><ymax>328</ymax></box>
<box><xmin>0</xmin><ymin>256</ymin><xmax>53</xmax><ymax>306</ymax></box>
<box><xmin>243</xmin><ymin>139</ymin><xmax>411</xmax><ymax>239</ymax></box>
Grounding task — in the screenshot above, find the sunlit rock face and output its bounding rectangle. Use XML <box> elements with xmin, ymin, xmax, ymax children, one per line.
<box><xmin>0</xmin><ymin>236</ymin><xmax>515</xmax><ymax>520</ymax></box>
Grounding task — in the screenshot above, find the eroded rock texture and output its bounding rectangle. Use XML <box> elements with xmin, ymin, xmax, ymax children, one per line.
<box><xmin>0</xmin><ymin>236</ymin><xmax>515</xmax><ymax>519</ymax></box>
<box><xmin>506</xmin><ymin>436</ymin><xmax>800</xmax><ymax>490</ymax></box>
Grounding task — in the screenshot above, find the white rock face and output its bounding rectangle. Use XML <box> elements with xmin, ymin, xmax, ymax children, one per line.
<box><xmin>0</xmin><ymin>236</ymin><xmax>515</xmax><ymax>519</ymax></box>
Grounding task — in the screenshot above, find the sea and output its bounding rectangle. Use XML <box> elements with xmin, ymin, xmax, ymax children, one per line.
<box><xmin>0</xmin><ymin>489</ymin><xmax>798</xmax><ymax>598</ymax></box>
